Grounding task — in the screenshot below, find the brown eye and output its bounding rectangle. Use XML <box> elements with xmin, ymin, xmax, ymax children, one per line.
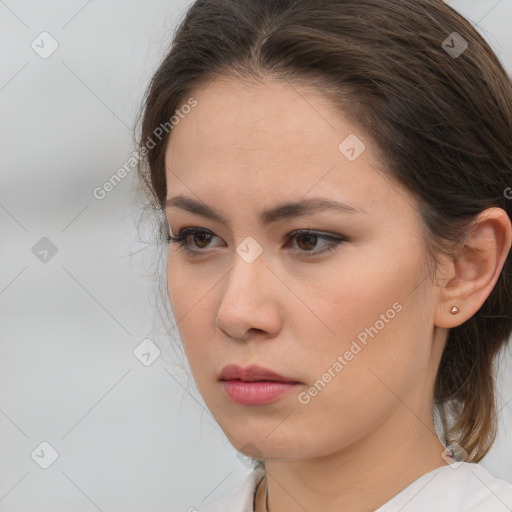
<box><xmin>167</xmin><ymin>228</ymin><xmax>222</xmax><ymax>253</ymax></box>
<box><xmin>296</xmin><ymin>233</ymin><xmax>319</xmax><ymax>251</ymax></box>
<box><xmin>192</xmin><ymin>232</ymin><xmax>213</xmax><ymax>248</ymax></box>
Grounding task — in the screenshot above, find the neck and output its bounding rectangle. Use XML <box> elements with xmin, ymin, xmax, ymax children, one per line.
<box><xmin>255</xmin><ymin>414</ymin><xmax>447</xmax><ymax>512</ymax></box>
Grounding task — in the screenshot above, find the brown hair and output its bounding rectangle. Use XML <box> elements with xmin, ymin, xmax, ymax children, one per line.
<box><xmin>135</xmin><ymin>0</ymin><xmax>512</xmax><ymax>462</ymax></box>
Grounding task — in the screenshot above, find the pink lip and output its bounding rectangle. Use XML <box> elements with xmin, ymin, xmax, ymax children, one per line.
<box><xmin>221</xmin><ymin>381</ymin><xmax>298</xmax><ymax>405</ymax></box>
<box><xmin>218</xmin><ymin>364</ymin><xmax>296</xmax><ymax>382</ymax></box>
<box><xmin>218</xmin><ymin>364</ymin><xmax>300</xmax><ymax>405</ymax></box>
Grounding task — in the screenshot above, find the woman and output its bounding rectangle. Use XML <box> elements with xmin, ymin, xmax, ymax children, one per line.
<box><xmin>136</xmin><ymin>0</ymin><xmax>512</xmax><ymax>510</ymax></box>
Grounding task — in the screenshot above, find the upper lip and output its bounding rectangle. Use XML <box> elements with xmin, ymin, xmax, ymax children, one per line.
<box><xmin>218</xmin><ymin>364</ymin><xmax>298</xmax><ymax>383</ymax></box>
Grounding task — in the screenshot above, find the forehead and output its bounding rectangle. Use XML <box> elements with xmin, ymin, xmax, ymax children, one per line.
<box><xmin>162</xmin><ymin>76</ymin><xmax>417</xmax><ymax>229</ymax></box>
<box><xmin>166</xmin><ymin>77</ymin><xmax>364</xmax><ymax>166</ymax></box>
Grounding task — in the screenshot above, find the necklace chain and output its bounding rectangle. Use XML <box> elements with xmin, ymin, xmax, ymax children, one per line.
<box><xmin>265</xmin><ymin>474</ymin><xmax>269</xmax><ymax>511</ymax></box>
<box><xmin>254</xmin><ymin>474</ymin><xmax>270</xmax><ymax>512</ymax></box>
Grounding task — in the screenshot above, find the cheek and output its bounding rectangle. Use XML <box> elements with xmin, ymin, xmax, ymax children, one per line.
<box><xmin>283</xmin><ymin>314</ymin><xmax>430</xmax><ymax>460</ymax></box>
<box><xmin>166</xmin><ymin>256</ymin><xmax>226</xmax><ymax>390</ymax></box>
<box><xmin>291</xmin><ymin>244</ymin><xmax>431</xmax><ymax>397</ymax></box>
<box><xmin>166</xmin><ymin>259</ymin><xmax>208</xmax><ymax>363</ymax></box>
<box><xmin>167</xmin><ymin>255</ymin><xmax>214</xmax><ymax>320</ymax></box>
<box><xmin>287</xmin><ymin>243</ymin><xmax>421</xmax><ymax>357</ymax></box>
<box><xmin>292</xmin><ymin>263</ymin><xmax>432</xmax><ymax>442</ymax></box>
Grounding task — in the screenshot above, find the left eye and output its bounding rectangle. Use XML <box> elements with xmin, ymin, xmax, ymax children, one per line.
<box><xmin>166</xmin><ymin>228</ymin><xmax>346</xmax><ymax>258</ymax></box>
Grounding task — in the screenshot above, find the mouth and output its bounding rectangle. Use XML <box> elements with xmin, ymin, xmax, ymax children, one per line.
<box><xmin>218</xmin><ymin>364</ymin><xmax>301</xmax><ymax>405</ymax></box>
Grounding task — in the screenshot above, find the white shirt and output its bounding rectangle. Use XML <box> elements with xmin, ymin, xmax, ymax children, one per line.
<box><xmin>201</xmin><ymin>462</ymin><xmax>512</xmax><ymax>512</ymax></box>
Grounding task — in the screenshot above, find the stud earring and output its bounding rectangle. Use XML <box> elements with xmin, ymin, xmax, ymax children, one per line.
<box><xmin>450</xmin><ymin>306</ymin><xmax>460</xmax><ymax>315</ymax></box>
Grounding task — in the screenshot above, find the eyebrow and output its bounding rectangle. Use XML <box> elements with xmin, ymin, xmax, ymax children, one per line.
<box><xmin>165</xmin><ymin>195</ymin><xmax>365</xmax><ymax>225</ymax></box>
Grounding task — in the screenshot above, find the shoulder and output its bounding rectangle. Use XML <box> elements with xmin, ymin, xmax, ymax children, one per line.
<box><xmin>201</xmin><ymin>467</ymin><xmax>265</xmax><ymax>512</ymax></box>
<box><xmin>376</xmin><ymin>462</ymin><xmax>512</xmax><ymax>512</ymax></box>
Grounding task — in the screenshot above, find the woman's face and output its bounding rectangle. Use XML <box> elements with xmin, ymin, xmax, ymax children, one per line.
<box><xmin>164</xmin><ymin>76</ymin><xmax>444</xmax><ymax>461</ymax></box>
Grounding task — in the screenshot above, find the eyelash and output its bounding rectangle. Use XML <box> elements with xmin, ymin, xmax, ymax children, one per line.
<box><xmin>166</xmin><ymin>228</ymin><xmax>346</xmax><ymax>258</ymax></box>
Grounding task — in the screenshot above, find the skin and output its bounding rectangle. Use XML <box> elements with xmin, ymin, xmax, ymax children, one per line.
<box><xmin>164</xmin><ymin>76</ymin><xmax>512</xmax><ymax>512</ymax></box>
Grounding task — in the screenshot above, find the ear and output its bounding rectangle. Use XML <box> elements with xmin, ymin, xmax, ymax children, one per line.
<box><xmin>435</xmin><ymin>207</ymin><xmax>511</xmax><ymax>328</ymax></box>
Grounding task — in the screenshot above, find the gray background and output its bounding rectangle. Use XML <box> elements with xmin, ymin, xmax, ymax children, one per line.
<box><xmin>1</xmin><ymin>1</ymin><xmax>511</xmax><ymax>511</ymax></box>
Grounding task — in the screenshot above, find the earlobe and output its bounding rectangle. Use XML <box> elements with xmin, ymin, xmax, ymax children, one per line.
<box><xmin>434</xmin><ymin>207</ymin><xmax>511</xmax><ymax>329</ymax></box>
<box><xmin>435</xmin><ymin>302</ymin><xmax>465</xmax><ymax>329</ymax></box>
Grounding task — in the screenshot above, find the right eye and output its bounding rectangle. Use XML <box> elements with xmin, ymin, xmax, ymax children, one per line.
<box><xmin>167</xmin><ymin>228</ymin><xmax>223</xmax><ymax>253</ymax></box>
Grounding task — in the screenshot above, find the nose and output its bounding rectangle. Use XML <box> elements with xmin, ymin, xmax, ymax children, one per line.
<box><xmin>215</xmin><ymin>250</ymin><xmax>282</xmax><ymax>341</ymax></box>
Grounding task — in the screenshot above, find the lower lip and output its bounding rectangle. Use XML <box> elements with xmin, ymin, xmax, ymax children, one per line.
<box><xmin>221</xmin><ymin>380</ymin><xmax>299</xmax><ymax>405</ymax></box>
